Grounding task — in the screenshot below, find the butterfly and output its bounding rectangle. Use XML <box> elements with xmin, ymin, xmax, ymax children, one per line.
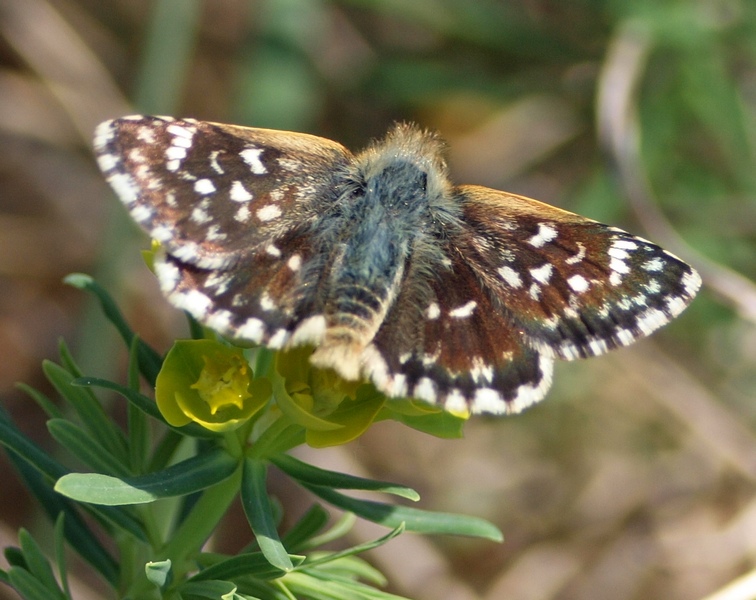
<box><xmin>94</xmin><ymin>116</ymin><xmax>701</xmax><ymax>415</ymax></box>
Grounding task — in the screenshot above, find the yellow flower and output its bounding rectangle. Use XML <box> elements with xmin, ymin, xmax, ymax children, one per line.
<box><xmin>156</xmin><ymin>340</ymin><xmax>271</xmax><ymax>432</ymax></box>
<box><xmin>272</xmin><ymin>347</ymin><xmax>385</xmax><ymax>448</ymax></box>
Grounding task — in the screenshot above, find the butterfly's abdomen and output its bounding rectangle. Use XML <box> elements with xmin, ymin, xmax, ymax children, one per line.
<box><xmin>311</xmin><ymin>160</ymin><xmax>432</xmax><ymax>378</ymax></box>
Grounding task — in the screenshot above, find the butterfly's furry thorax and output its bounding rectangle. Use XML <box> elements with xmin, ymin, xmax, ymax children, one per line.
<box><xmin>94</xmin><ymin>116</ymin><xmax>701</xmax><ymax>415</ymax></box>
<box><xmin>311</xmin><ymin>124</ymin><xmax>462</xmax><ymax>378</ymax></box>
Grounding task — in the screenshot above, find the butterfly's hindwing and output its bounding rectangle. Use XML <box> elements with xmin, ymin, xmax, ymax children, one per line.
<box><xmin>154</xmin><ymin>228</ymin><xmax>329</xmax><ymax>348</ymax></box>
<box><xmin>456</xmin><ymin>185</ymin><xmax>701</xmax><ymax>362</ymax></box>
<box><xmin>367</xmin><ymin>251</ymin><xmax>553</xmax><ymax>414</ymax></box>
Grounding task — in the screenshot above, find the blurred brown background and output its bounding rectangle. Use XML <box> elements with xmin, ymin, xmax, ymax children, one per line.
<box><xmin>1</xmin><ymin>1</ymin><xmax>756</xmax><ymax>599</ymax></box>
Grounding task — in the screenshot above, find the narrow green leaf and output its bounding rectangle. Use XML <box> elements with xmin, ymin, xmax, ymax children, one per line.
<box><xmin>310</xmin><ymin>555</ymin><xmax>386</xmax><ymax>587</ymax></box>
<box><xmin>18</xmin><ymin>530</ymin><xmax>64</xmax><ymax>598</ymax></box>
<box><xmin>43</xmin><ymin>361</ymin><xmax>128</xmax><ymax>463</ymax></box>
<box><xmin>298</xmin><ymin>512</ymin><xmax>356</xmax><ymax>551</ymax></box>
<box><xmin>57</xmin><ymin>339</ymin><xmax>83</xmax><ymax>379</ymax></box>
<box><xmin>53</xmin><ymin>515</ymin><xmax>72</xmax><ymax>600</ymax></box>
<box><xmin>249</xmin><ymin>420</ymin><xmax>305</xmax><ymax>459</ymax></box>
<box><xmin>127</xmin><ymin>336</ymin><xmax>149</xmax><ymax>472</ymax></box>
<box><xmin>297</xmin><ymin>523</ymin><xmax>403</xmax><ymax>571</ymax></box>
<box><xmin>301</xmin><ymin>484</ymin><xmax>503</xmax><ymax>542</ymax></box>
<box><xmin>280</xmin><ymin>504</ymin><xmax>329</xmax><ymax>552</ymax></box>
<box><xmin>4</xmin><ymin>547</ymin><xmax>24</xmax><ymax>568</ymax></box>
<box><xmin>47</xmin><ymin>419</ymin><xmax>131</xmax><ymax>478</ymax></box>
<box><xmin>180</xmin><ymin>579</ymin><xmax>238</xmax><ymax>598</ymax></box>
<box><xmin>284</xmin><ymin>570</ymin><xmax>408</xmax><ymax>600</ymax></box>
<box><xmin>0</xmin><ymin>411</ymin><xmax>67</xmax><ymax>481</ymax></box>
<box><xmin>55</xmin><ymin>447</ymin><xmax>238</xmax><ymax>505</ymax></box>
<box><xmin>7</xmin><ymin>566</ymin><xmax>62</xmax><ymax>600</ymax></box>
<box><xmin>15</xmin><ymin>383</ymin><xmax>63</xmax><ymax>419</ymax></box>
<box><xmin>270</xmin><ymin>454</ymin><xmax>419</xmax><ymax>501</ymax></box>
<box><xmin>148</xmin><ymin>429</ymin><xmax>186</xmax><ymax>472</ymax></box>
<box><xmin>241</xmin><ymin>459</ymin><xmax>294</xmax><ymax>571</ymax></box>
<box><xmin>187</xmin><ymin>313</ymin><xmax>205</xmax><ymax>340</ymax></box>
<box><xmin>64</xmin><ymin>273</ymin><xmax>163</xmax><ymax>385</ymax></box>
<box><xmin>0</xmin><ymin>406</ymin><xmax>146</xmax><ymax>549</ymax></box>
<box><xmin>189</xmin><ymin>552</ymin><xmax>296</xmax><ymax>582</ymax></box>
<box><xmin>74</xmin><ymin>377</ymin><xmax>220</xmax><ymax>439</ymax></box>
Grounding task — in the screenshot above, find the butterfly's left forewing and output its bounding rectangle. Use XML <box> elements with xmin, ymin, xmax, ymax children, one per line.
<box><xmin>95</xmin><ymin>116</ymin><xmax>351</xmax><ymax>345</ymax></box>
<box><xmin>94</xmin><ymin>116</ymin><xmax>351</xmax><ymax>267</ymax></box>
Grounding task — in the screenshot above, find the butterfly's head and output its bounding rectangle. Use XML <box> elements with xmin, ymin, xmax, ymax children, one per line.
<box><xmin>352</xmin><ymin>123</ymin><xmax>454</xmax><ymax>212</ymax></box>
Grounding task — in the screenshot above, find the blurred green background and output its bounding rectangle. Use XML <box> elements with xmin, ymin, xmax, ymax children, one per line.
<box><xmin>1</xmin><ymin>1</ymin><xmax>756</xmax><ymax>599</ymax></box>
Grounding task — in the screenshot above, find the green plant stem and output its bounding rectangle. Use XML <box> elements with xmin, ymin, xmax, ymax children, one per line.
<box><xmin>126</xmin><ymin>465</ymin><xmax>242</xmax><ymax>598</ymax></box>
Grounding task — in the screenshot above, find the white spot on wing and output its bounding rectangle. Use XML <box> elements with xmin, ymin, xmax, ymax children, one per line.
<box><xmin>498</xmin><ymin>266</ymin><xmax>523</xmax><ymax>288</ymax></box>
<box><xmin>666</xmin><ymin>295</ymin><xmax>687</xmax><ymax>317</ymax></box>
<box><xmin>588</xmin><ymin>338</ymin><xmax>608</xmax><ymax>355</ymax></box>
<box><xmin>172</xmin><ymin>289</ymin><xmax>212</xmax><ymax>318</ymax></box>
<box><xmin>241</xmin><ymin>148</ymin><xmax>267</xmax><ymax>174</ymax></box>
<box><xmin>257</xmin><ymin>204</ymin><xmax>282</xmax><ymax>221</ymax></box>
<box><xmin>565</xmin><ymin>242</ymin><xmax>587</xmax><ymax>265</ymax></box>
<box><xmin>444</xmin><ymin>389</ymin><xmax>467</xmax><ymax>414</ymax></box>
<box><xmin>643</xmin><ymin>257</ymin><xmax>664</xmax><ymax>272</ymax></box>
<box><xmin>154</xmin><ymin>259</ymin><xmax>180</xmax><ymax>291</ymax></box>
<box><xmin>530</xmin><ymin>263</ymin><xmax>553</xmax><ymax>284</ymax></box>
<box><xmin>613</xmin><ymin>239</ymin><xmax>639</xmax><ymax>250</ymax></box>
<box><xmin>170</xmin><ymin>135</ymin><xmax>192</xmax><ymax>149</ymax></box>
<box><xmin>426</xmin><ymin>302</ymin><xmax>440</xmax><ymax>319</ymax></box>
<box><xmin>413</xmin><ymin>378</ymin><xmax>436</xmax><ymax>403</ymax></box>
<box><xmin>93</xmin><ymin>120</ymin><xmax>116</xmax><ymax>149</ymax></box>
<box><xmin>209</xmin><ymin>150</ymin><xmax>224</xmax><ymax>174</ymax></box>
<box><xmin>567</xmin><ymin>274</ymin><xmax>589</xmax><ymax>293</ymax></box>
<box><xmin>206</xmin><ymin>310</ymin><xmax>233</xmax><ymax>332</ymax></box>
<box><xmin>528</xmin><ymin>223</ymin><xmax>558</xmax><ymax>248</ymax></box>
<box><xmin>608</xmin><ymin>247</ymin><xmax>630</xmax><ymax>260</ymax></box>
<box><xmin>109</xmin><ymin>172</ymin><xmax>139</xmax><ymax>204</ymax></box>
<box><xmin>449</xmin><ymin>300</ymin><xmax>477</xmax><ymax>318</ymax></box>
<box><xmin>615</xmin><ymin>328</ymin><xmax>636</xmax><ymax>346</ymax></box>
<box><xmin>259</xmin><ymin>291</ymin><xmax>277</xmax><ymax>311</ymax></box>
<box><xmin>194</xmin><ymin>179</ymin><xmax>216</xmax><ymax>195</ymax></box>
<box><xmin>97</xmin><ymin>153</ymin><xmax>118</xmax><ymax>172</ymax></box>
<box><xmin>268</xmin><ymin>329</ymin><xmax>289</xmax><ymax>349</ymax></box>
<box><xmin>166</xmin><ymin>124</ymin><xmax>195</xmax><ymax>139</ymax></box>
<box><xmin>683</xmin><ymin>269</ymin><xmax>701</xmax><ymax>296</ymax></box>
<box><xmin>230</xmin><ymin>180</ymin><xmax>253</xmax><ymax>202</ymax></box>
<box><xmin>237</xmin><ymin>318</ymin><xmax>265</xmax><ymax>343</ymax></box>
<box><xmin>151</xmin><ymin>224</ymin><xmax>173</xmax><ymax>242</ymax></box>
<box><xmin>635</xmin><ymin>308</ymin><xmax>668</xmax><ymax>335</ymax></box>
<box><xmin>191</xmin><ymin>203</ymin><xmax>211</xmax><ymax>224</ymax></box>
<box><xmin>235</xmin><ymin>205</ymin><xmax>251</xmax><ymax>222</ymax></box>
<box><xmin>287</xmin><ymin>254</ymin><xmax>302</xmax><ymax>271</ymax></box>
<box><xmin>131</xmin><ymin>204</ymin><xmax>154</xmax><ymax>222</ymax></box>
<box><xmin>206</xmin><ymin>224</ymin><xmax>226</xmax><ymax>241</ymax></box>
<box><xmin>609</xmin><ymin>257</ymin><xmax>630</xmax><ymax>275</ymax></box>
